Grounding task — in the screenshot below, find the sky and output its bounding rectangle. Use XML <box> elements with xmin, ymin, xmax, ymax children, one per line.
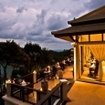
<box><xmin>0</xmin><ymin>0</ymin><xmax>105</xmax><ymax>51</ymax></box>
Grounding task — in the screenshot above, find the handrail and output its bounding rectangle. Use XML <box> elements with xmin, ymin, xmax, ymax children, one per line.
<box><xmin>20</xmin><ymin>73</ymin><xmax>33</xmax><ymax>79</ymax></box>
<box><xmin>11</xmin><ymin>83</ymin><xmax>47</xmax><ymax>104</ymax></box>
<box><xmin>20</xmin><ymin>71</ymin><xmax>43</xmax><ymax>82</ymax></box>
<box><xmin>11</xmin><ymin>81</ymin><xmax>47</xmax><ymax>94</ymax></box>
<box><xmin>11</xmin><ymin>81</ymin><xmax>63</xmax><ymax>105</ymax></box>
<box><xmin>36</xmin><ymin>82</ymin><xmax>63</xmax><ymax>105</ymax></box>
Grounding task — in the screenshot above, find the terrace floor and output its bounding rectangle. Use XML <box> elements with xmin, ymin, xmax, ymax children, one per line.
<box><xmin>66</xmin><ymin>81</ymin><xmax>105</xmax><ymax>105</ymax></box>
<box><xmin>21</xmin><ymin>65</ymin><xmax>105</xmax><ymax>105</ymax></box>
<box><xmin>62</xmin><ymin>65</ymin><xmax>105</xmax><ymax>105</ymax></box>
<box><xmin>27</xmin><ymin>65</ymin><xmax>74</xmax><ymax>103</ymax></box>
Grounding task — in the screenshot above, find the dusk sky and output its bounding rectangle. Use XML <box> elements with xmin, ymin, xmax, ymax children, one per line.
<box><xmin>0</xmin><ymin>0</ymin><xmax>105</xmax><ymax>50</ymax></box>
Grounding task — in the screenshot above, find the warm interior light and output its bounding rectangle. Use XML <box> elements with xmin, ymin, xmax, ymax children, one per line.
<box><xmin>73</xmin><ymin>36</ymin><xmax>76</xmax><ymax>40</ymax></box>
<box><xmin>71</xmin><ymin>42</ymin><xmax>77</xmax><ymax>46</ymax></box>
<box><xmin>40</xmin><ymin>88</ymin><xmax>42</xmax><ymax>91</ymax></box>
<box><xmin>60</xmin><ymin>79</ymin><xmax>67</xmax><ymax>82</ymax></box>
<box><xmin>5</xmin><ymin>79</ymin><xmax>11</xmax><ymax>87</ymax></box>
<box><xmin>21</xmin><ymin>80</ymin><xmax>26</xmax><ymax>86</ymax></box>
<box><xmin>6</xmin><ymin>79</ymin><xmax>11</xmax><ymax>84</ymax></box>
<box><xmin>71</xmin><ymin>42</ymin><xmax>75</xmax><ymax>45</ymax></box>
<box><xmin>48</xmin><ymin>88</ymin><xmax>51</xmax><ymax>91</ymax></box>
<box><xmin>56</xmin><ymin>76</ymin><xmax>59</xmax><ymax>79</ymax></box>
<box><xmin>33</xmin><ymin>71</ymin><xmax>36</xmax><ymax>74</ymax></box>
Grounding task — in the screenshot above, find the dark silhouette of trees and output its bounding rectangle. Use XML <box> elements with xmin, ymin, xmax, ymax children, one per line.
<box><xmin>0</xmin><ymin>40</ymin><xmax>73</xmax><ymax>102</ymax></box>
<box><xmin>0</xmin><ymin>40</ymin><xmax>73</xmax><ymax>80</ymax></box>
<box><xmin>39</xmin><ymin>48</ymin><xmax>53</xmax><ymax>68</ymax></box>
<box><xmin>39</xmin><ymin>48</ymin><xmax>73</xmax><ymax>68</ymax></box>
<box><xmin>0</xmin><ymin>40</ymin><xmax>30</xmax><ymax>80</ymax></box>
<box><xmin>23</xmin><ymin>42</ymin><xmax>41</xmax><ymax>71</ymax></box>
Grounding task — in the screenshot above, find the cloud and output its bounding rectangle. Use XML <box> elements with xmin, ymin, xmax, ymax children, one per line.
<box><xmin>27</xmin><ymin>9</ymin><xmax>47</xmax><ymax>36</ymax></box>
<box><xmin>47</xmin><ymin>13</ymin><xmax>69</xmax><ymax>30</ymax></box>
<box><xmin>0</xmin><ymin>2</ymin><xmax>6</xmax><ymax>12</ymax></box>
<box><xmin>0</xmin><ymin>0</ymin><xmax>104</xmax><ymax>50</ymax></box>
<box><xmin>16</xmin><ymin>6</ymin><xmax>27</xmax><ymax>13</ymax></box>
<box><xmin>36</xmin><ymin>9</ymin><xmax>46</xmax><ymax>24</ymax></box>
<box><xmin>85</xmin><ymin>0</ymin><xmax>105</xmax><ymax>10</ymax></box>
<box><xmin>0</xmin><ymin>19</ymin><xmax>14</xmax><ymax>31</ymax></box>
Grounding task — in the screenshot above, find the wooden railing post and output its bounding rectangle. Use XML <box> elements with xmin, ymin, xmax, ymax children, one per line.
<box><xmin>21</xmin><ymin>86</ymin><xmax>25</xmax><ymax>102</ymax></box>
<box><xmin>48</xmin><ymin>97</ymin><xmax>51</xmax><ymax>105</ymax></box>
<box><xmin>33</xmin><ymin>71</ymin><xmax>37</xmax><ymax>83</ymax></box>
<box><xmin>6</xmin><ymin>80</ymin><xmax>12</xmax><ymax>97</ymax></box>
<box><xmin>60</xmin><ymin>79</ymin><xmax>71</xmax><ymax>102</ymax></box>
<box><xmin>33</xmin><ymin>71</ymin><xmax>37</xmax><ymax>102</ymax></box>
<box><xmin>60</xmin><ymin>83</ymin><xmax>63</xmax><ymax>100</ymax></box>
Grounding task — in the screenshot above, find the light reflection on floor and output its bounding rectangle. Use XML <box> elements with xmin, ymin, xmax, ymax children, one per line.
<box><xmin>81</xmin><ymin>67</ymin><xmax>105</xmax><ymax>83</ymax></box>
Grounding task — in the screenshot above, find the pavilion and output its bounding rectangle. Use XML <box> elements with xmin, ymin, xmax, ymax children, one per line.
<box><xmin>51</xmin><ymin>5</ymin><xmax>105</xmax><ymax>82</ymax></box>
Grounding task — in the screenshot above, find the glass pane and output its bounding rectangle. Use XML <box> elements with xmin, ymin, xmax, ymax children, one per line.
<box><xmin>79</xmin><ymin>35</ymin><xmax>88</xmax><ymax>42</ymax></box>
<box><xmin>90</xmin><ymin>34</ymin><xmax>102</xmax><ymax>41</ymax></box>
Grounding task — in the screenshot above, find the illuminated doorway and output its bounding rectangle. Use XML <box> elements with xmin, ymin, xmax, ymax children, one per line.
<box><xmin>79</xmin><ymin>45</ymin><xmax>105</xmax><ymax>82</ymax></box>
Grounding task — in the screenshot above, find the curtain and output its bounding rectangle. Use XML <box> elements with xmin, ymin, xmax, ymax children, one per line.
<box><xmin>88</xmin><ymin>45</ymin><xmax>105</xmax><ymax>81</ymax></box>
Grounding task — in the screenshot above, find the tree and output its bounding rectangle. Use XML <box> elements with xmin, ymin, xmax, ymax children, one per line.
<box><xmin>24</xmin><ymin>42</ymin><xmax>41</xmax><ymax>71</ymax></box>
<box><xmin>39</xmin><ymin>48</ymin><xmax>51</xmax><ymax>68</ymax></box>
<box><xmin>0</xmin><ymin>40</ymin><xmax>30</xmax><ymax>80</ymax></box>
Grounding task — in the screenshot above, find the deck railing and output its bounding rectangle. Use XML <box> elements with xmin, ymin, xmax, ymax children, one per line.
<box><xmin>20</xmin><ymin>73</ymin><xmax>33</xmax><ymax>83</ymax></box>
<box><xmin>20</xmin><ymin>71</ymin><xmax>42</xmax><ymax>83</ymax></box>
<box><xmin>35</xmin><ymin>82</ymin><xmax>63</xmax><ymax>105</ymax></box>
<box><xmin>10</xmin><ymin>81</ymin><xmax>63</xmax><ymax>105</ymax></box>
<box><xmin>6</xmin><ymin>68</ymin><xmax>74</xmax><ymax>105</ymax></box>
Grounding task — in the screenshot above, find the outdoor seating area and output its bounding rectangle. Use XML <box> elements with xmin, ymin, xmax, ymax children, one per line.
<box><xmin>37</xmin><ymin>58</ymin><xmax>73</xmax><ymax>81</ymax></box>
<box><xmin>2</xmin><ymin>57</ymin><xmax>73</xmax><ymax>102</ymax></box>
<box><xmin>2</xmin><ymin>64</ymin><xmax>74</xmax><ymax>105</ymax></box>
<box><xmin>0</xmin><ymin>56</ymin><xmax>74</xmax><ymax>105</ymax></box>
<box><xmin>82</xmin><ymin>57</ymin><xmax>99</xmax><ymax>78</ymax></box>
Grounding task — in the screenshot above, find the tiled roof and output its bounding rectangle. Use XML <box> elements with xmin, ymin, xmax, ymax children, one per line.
<box><xmin>51</xmin><ymin>22</ymin><xmax>105</xmax><ymax>36</ymax></box>
<box><xmin>51</xmin><ymin>5</ymin><xmax>105</xmax><ymax>36</ymax></box>
<box><xmin>68</xmin><ymin>5</ymin><xmax>105</xmax><ymax>25</ymax></box>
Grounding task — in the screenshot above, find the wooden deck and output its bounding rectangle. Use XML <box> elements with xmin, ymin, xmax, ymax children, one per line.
<box><xmin>23</xmin><ymin>65</ymin><xmax>105</xmax><ymax>105</ymax></box>
<box><xmin>63</xmin><ymin>66</ymin><xmax>73</xmax><ymax>79</ymax></box>
<box><xmin>27</xmin><ymin>65</ymin><xmax>74</xmax><ymax>103</ymax></box>
<box><xmin>27</xmin><ymin>79</ymin><xmax>60</xmax><ymax>103</ymax></box>
<box><xmin>63</xmin><ymin>66</ymin><xmax>105</xmax><ymax>105</ymax></box>
<box><xmin>10</xmin><ymin>65</ymin><xmax>105</xmax><ymax>105</ymax></box>
<box><xmin>66</xmin><ymin>81</ymin><xmax>105</xmax><ymax>105</ymax></box>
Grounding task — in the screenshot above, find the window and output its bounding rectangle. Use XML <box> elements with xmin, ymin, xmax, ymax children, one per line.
<box><xmin>90</xmin><ymin>34</ymin><xmax>102</xmax><ymax>41</ymax></box>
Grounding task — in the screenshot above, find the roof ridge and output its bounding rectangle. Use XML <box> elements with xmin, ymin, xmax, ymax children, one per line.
<box><xmin>68</xmin><ymin>5</ymin><xmax>105</xmax><ymax>24</ymax></box>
